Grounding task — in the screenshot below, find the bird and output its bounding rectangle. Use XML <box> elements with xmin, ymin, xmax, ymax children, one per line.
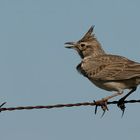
<box><xmin>65</xmin><ymin>25</ymin><xmax>140</xmax><ymax>116</ymax></box>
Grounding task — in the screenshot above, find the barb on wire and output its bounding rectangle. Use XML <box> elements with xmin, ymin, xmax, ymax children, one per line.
<box><xmin>0</xmin><ymin>99</ymin><xmax>140</xmax><ymax>112</ymax></box>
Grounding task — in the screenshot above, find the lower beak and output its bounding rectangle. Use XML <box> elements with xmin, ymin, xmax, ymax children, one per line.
<box><xmin>65</xmin><ymin>42</ymin><xmax>76</xmax><ymax>49</ymax></box>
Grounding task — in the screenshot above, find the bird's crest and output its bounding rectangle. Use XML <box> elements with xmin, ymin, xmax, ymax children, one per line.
<box><xmin>79</xmin><ymin>25</ymin><xmax>96</xmax><ymax>42</ymax></box>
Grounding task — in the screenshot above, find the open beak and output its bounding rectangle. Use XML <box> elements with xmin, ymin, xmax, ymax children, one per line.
<box><xmin>65</xmin><ymin>42</ymin><xmax>76</xmax><ymax>49</ymax></box>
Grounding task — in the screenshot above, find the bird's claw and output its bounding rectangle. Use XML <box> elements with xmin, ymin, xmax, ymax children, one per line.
<box><xmin>117</xmin><ymin>98</ymin><xmax>126</xmax><ymax>117</ymax></box>
<box><xmin>94</xmin><ymin>99</ymin><xmax>109</xmax><ymax>117</ymax></box>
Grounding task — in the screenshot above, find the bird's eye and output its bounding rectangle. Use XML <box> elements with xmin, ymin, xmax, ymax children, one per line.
<box><xmin>81</xmin><ymin>43</ymin><xmax>85</xmax><ymax>47</ymax></box>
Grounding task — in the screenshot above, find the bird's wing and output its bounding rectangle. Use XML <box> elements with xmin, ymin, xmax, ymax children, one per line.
<box><xmin>82</xmin><ymin>55</ymin><xmax>140</xmax><ymax>81</ymax></box>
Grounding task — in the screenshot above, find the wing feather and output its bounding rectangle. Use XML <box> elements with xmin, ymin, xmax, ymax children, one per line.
<box><xmin>81</xmin><ymin>55</ymin><xmax>140</xmax><ymax>81</ymax></box>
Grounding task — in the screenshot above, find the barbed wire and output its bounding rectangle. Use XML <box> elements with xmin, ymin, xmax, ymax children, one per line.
<box><xmin>0</xmin><ymin>99</ymin><xmax>140</xmax><ymax>112</ymax></box>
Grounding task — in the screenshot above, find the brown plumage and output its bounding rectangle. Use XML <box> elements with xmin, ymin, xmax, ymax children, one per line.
<box><xmin>65</xmin><ymin>26</ymin><xmax>140</xmax><ymax>115</ymax></box>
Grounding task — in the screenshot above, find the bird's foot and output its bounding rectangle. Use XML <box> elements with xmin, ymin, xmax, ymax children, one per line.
<box><xmin>117</xmin><ymin>98</ymin><xmax>126</xmax><ymax>117</ymax></box>
<box><xmin>94</xmin><ymin>99</ymin><xmax>109</xmax><ymax>117</ymax></box>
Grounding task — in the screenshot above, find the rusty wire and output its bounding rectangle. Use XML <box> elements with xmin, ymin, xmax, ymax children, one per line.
<box><xmin>0</xmin><ymin>99</ymin><xmax>140</xmax><ymax>112</ymax></box>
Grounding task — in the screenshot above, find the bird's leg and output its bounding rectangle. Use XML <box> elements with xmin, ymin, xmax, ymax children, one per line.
<box><xmin>117</xmin><ymin>87</ymin><xmax>137</xmax><ymax>116</ymax></box>
<box><xmin>94</xmin><ymin>92</ymin><xmax>123</xmax><ymax>116</ymax></box>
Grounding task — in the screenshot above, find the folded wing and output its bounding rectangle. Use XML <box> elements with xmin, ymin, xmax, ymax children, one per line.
<box><xmin>82</xmin><ymin>55</ymin><xmax>140</xmax><ymax>81</ymax></box>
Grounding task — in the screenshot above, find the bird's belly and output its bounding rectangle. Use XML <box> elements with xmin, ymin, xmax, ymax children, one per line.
<box><xmin>91</xmin><ymin>80</ymin><xmax>128</xmax><ymax>92</ymax></box>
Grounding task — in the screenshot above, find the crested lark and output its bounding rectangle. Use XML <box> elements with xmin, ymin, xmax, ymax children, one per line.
<box><xmin>65</xmin><ymin>26</ymin><xmax>140</xmax><ymax>115</ymax></box>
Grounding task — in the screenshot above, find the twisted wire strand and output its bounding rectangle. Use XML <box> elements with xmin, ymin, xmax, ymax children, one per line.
<box><xmin>0</xmin><ymin>99</ymin><xmax>140</xmax><ymax>112</ymax></box>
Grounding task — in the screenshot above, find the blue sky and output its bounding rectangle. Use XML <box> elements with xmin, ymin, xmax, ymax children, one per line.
<box><xmin>0</xmin><ymin>0</ymin><xmax>140</xmax><ymax>140</ymax></box>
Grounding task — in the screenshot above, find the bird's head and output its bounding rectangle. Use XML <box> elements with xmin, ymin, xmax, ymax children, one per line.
<box><xmin>65</xmin><ymin>26</ymin><xmax>105</xmax><ymax>58</ymax></box>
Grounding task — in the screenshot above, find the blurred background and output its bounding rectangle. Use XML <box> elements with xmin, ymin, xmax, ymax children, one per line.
<box><xmin>0</xmin><ymin>0</ymin><xmax>140</xmax><ymax>140</ymax></box>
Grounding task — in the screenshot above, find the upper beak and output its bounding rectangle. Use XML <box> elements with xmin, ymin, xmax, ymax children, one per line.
<box><xmin>64</xmin><ymin>42</ymin><xmax>76</xmax><ymax>49</ymax></box>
